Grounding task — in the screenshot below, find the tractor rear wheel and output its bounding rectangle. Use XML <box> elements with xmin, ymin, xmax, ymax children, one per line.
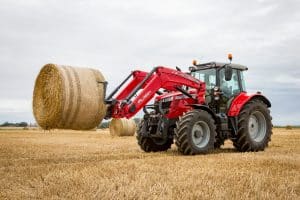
<box><xmin>136</xmin><ymin>120</ymin><xmax>173</xmax><ymax>152</ymax></box>
<box><xmin>175</xmin><ymin>110</ymin><xmax>216</xmax><ymax>155</ymax></box>
<box><xmin>232</xmin><ymin>99</ymin><xmax>272</xmax><ymax>151</ymax></box>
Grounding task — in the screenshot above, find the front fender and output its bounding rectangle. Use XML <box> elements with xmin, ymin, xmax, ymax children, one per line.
<box><xmin>227</xmin><ymin>92</ymin><xmax>271</xmax><ymax>117</ymax></box>
<box><xmin>189</xmin><ymin>104</ymin><xmax>218</xmax><ymax>121</ymax></box>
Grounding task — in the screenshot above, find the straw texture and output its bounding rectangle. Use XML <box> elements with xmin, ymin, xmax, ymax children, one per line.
<box><xmin>33</xmin><ymin>63</ymin><xmax>106</xmax><ymax>130</ymax></box>
<box><xmin>109</xmin><ymin>118</ymin><xmax>136</xmax><ymax>136</ymax></box>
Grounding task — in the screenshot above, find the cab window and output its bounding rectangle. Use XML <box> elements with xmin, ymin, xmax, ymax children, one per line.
<box><xmin>240</xmin><ymin>71</ymin><xmax>246</xmax><ymax>91</ymax></box>
<box><xmin>219</xmin><ymin>68</ymin><xmax>241</xmax><ymax>97</ymax></box>
<box><xmin>191</xmin><ymin>69</ymin><xmax>216</xmax><ymax>90</ymax></box>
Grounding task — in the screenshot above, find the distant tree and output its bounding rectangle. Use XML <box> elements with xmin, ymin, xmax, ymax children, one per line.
<box><xmin>0</xmin><ymin>122</ymin><xmax>15</xmax><ymax>127</ymax></box>
<box><xmin>18</xmin><ymin>122</ymin><xmax>28</xmax><ymax>127</ymax></box>
<box><xmin>286</xmin><ymin>125</ymin><xmax>292</xmax><ymax>130</ymax></box>
<box><xmin>0</xmin><ymin>122</ymin><xmax>9</xmax><ymax>127</ymax></box>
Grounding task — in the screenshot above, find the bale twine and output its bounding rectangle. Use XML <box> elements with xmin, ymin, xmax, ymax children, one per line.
<box><xmin>109</xmin><ymin>118</ymin><xmax>136</xmax><ymax>136</ymax></box>
<box><xmin>32</xmin><ymin>63</ymin><xmax>106</xmax><ymax>130</ymax></box>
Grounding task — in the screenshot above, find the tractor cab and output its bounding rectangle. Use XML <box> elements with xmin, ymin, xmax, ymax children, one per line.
<box><xmin>190</xmin><ymin>61</ymin><xmax>248</xmax><ymax>113</ymax></box>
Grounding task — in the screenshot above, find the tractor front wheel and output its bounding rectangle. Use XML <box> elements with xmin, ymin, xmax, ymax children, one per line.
<box><xmin>175</xmin><ymin>110</ymin><xmax>216</xmax><ymax>155</ymax></box>
<box><xmin>136</xmin><ymin>120</ymin><xmax>173</xmax><ymax>152</ymax></box>
<box><xmin>232</xmin><ymin>99</ymin><xmax>272</xmax><ymax>151</ymax></box>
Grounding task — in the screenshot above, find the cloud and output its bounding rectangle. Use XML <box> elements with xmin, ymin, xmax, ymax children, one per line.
<box><xmin>0</xmin><ymin>0</ymin><xmax>299</xmax><ymax>125</ymax></box>
<box><xmin>0</xmin><ymin>99</ymin><xmax>31</xmax><ymax>113</ymax></box>
<box><xmin>0</xmin><ymin>99</ymin><xmax>34</xmax><ymax>123</ymax></box>
<box><xmin>274</xmin><ymin>74</ymin><xmax>300</xmax><ymax>87</ymax></box>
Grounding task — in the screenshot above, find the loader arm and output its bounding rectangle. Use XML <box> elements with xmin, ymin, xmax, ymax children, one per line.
<box><xmin>105</xmin><ymin>66</ymin><xmax>206</xmax><ymax>119</ymax></box>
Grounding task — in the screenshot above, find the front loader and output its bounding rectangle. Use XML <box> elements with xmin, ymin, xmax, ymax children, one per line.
<box><xmin>104</xmin><ymin>55</ymin><xmax>273</xmax><ymax>155</ymax></box>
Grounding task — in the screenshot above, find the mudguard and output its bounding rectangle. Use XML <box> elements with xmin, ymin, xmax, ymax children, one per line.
<box><xmin>227</xmin><ymin>92</ymin><xmax>271</xmax><ymax>117</ymax></box>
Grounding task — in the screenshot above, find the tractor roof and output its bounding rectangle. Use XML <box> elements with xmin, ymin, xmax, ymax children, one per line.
<box><xmin>191</xmin><ymin>62</ymin><xmax>248</xmax><ymax>71</ymax></box>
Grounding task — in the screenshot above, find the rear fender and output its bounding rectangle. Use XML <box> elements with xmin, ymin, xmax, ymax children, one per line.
<box><xmin>227</xmin><ymin>92</ymin><xmax>271</xmax><ymax>117</ymax></box>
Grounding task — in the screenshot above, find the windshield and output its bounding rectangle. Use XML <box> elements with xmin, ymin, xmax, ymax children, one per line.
<box><xmin>191</xmin><ymin>69</ymin><xmax>216</xmax><ymax>90</ymax></box>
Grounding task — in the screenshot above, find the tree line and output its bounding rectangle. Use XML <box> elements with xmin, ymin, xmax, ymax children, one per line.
<box><xmin>0</xmin><ymin>122</ymin><xmax>29</xmax><ymax>127</ymax></box>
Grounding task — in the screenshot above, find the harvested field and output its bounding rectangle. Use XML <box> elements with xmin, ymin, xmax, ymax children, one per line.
<box><xmin>0</xmin><ymin>128</ymin><xmax>299</xmax><ymax>199</ymax></box>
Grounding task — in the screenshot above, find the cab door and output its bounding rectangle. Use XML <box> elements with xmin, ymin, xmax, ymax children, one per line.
<box><xmin>218</xmin><ymin>68</ymin><xmax>243</xmax><ymax>113</ymax></box>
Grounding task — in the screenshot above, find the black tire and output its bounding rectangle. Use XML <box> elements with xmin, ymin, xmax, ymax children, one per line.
<box><xmin>232</xmin><ymin>99</ymin><xmax>272</xmax><ymax>152</ymax></box>
<box><xmin>136</xmin><ymin>120</ymin><xmax>173</xmax><ymax>152</ymax></box>
<box><xmin>175</xmin><ymin>110</ymin><xmax>216</xmax><ymax>155</ymax></box>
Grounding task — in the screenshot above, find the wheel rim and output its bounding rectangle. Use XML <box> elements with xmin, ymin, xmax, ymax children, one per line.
<box><xmin>248</xmin><ymin>111</ymin><xmax>267</xmax><ymax>142</ymax></box>
<box><xmin>191</xmin><ymin>121</ymin><xmax>210</xmax><ymax>148</ymax></box>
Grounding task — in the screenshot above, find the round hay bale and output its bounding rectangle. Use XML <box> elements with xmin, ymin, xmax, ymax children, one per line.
<box><xmin>109</xmin><ymin>118</ymin><xmax>136</xmax><ymax>136</ymax></box>
<box><xmin>33</xmin><ymin>63</ymin><xmax>106</xmax><ymax>130</ymax></box>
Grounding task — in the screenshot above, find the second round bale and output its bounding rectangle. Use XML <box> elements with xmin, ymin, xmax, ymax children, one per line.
<box><xmin>109</xmin><ymin>118</ymin><xmax>136</xmax><ymax>136</ymax></box>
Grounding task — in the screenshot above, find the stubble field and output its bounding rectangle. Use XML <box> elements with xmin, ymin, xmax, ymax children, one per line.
<box><xmin>0</xmin><ymin>128</ymin><xmax>299</xmax><ymax>199</ymax></box>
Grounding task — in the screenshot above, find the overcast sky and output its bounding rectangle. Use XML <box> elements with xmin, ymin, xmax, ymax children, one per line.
<box><xmin>0</xmin><ymin>0</ymin><xmax>299</xmax><ymax>125</ymax></box>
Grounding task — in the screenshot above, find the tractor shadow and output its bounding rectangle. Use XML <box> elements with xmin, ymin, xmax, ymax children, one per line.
<box><xmin>210</xmin><ymin>147</ymin><xmax>240</xmax><ymax>154</ymax></box>
<box><xmin>166</xmin><ymin>147</ymin><xmax>241</xmax><ymax>156</ymax></box>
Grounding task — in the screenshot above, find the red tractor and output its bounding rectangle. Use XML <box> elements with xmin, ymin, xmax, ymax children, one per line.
<box><xmin>104</xmin><ymin>55</ymin><xmax>272</xmax><ymax>155</ymax></box>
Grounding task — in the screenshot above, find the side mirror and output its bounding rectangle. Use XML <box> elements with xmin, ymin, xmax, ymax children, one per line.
<box><xmin>224</xmin><ymin>65</ymin><xmax>232</xmax><ymax>81</ymax></box>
